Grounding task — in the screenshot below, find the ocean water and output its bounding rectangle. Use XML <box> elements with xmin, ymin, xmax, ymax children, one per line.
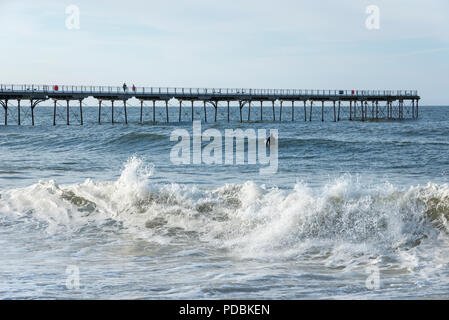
<box><xmin>0</xmin><ymin>104</ymin><xmax>448</xmax><ymax>299</ymax></box>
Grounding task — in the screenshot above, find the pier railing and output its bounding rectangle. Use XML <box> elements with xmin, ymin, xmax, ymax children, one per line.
<box><xmin>0</xmin><ymin>84</ymin><xmax>418</xmax><ymax>97</ymax></box>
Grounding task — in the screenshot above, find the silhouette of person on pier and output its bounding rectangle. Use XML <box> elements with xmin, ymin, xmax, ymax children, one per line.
<box><xmin>123</xmin><ymin>83</ymin><xmax>128</xmax><ymax>92</ymax></box>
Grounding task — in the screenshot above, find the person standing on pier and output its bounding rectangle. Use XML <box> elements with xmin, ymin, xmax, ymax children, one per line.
<box><xmin>123</xmin><ymin>83</ymin><xmax>128</xmax><ymax>92</ymax></box>
<box><xmin>132</xmin><ymin>84</ymin><xmax>136</xmax><ymax>92</ymax></box>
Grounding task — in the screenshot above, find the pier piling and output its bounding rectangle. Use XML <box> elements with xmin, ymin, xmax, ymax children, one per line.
<box><xmin>153</xmin><ymin>100</ymin><xmax>156</xmax><ymax>123</ymax></box>
<box><xmin>80</xmin><ymin>100</ymin><xmax>83</xmax><ymax>125</ymax></box>
<box><xmin>0</xmin><ymin>85</ymin><xmax>420</xmax><ymax>125</ymax></box>
<box><xmin>140</xmin><ymin>100</ymin><xmax>143</xmax><ymax>123</ymax></box>
<box><xmin>53</xmin><ymin>100</ymin><xmax>56</xmax><ymax>125</ymax></box>
<box><xmin>309</xmin><ymin>101</ymin><xmax>313</xmax><ymax>121</ymax></box>
<box><xmin>98</xmin><ymin>100</ymin><xmax>102</xmax><ymax>124</ymax></box>
<box><xmin>321</xmin><ymin>101</ymin><xmax>324</xmax><ymax>122</ymax></box>
<box><xmin>304</xmin><ymin>101</ymin><xmax>307</xmax><ymax>122</ymax></box>
<box><xmin>3</xmin><ymin>100</ymin><xmax>7</xmax><ymax>126</ymax></box>
<box><xmin>338</xmin><ymin>101</ymin><xmax>341</xmax><ymax>121</ymax></box>
<box><xmin>17</xmin><ymin>100</ymin><xmax>21</xmax><ymax>125</ymax></box>
<box><xmin>124</xmin><ymin>100</ymin><xmax>127</xmax><ymax>124</ymax></box>
<box><xmin>279</xmin><ymin>101</ymin><xmax>283</xmax><ymax>122</ymax></box>
<box><xmin>111</xmin><ymin>100</ymin><xmax>114</xmax><ymax>124</ymax></box>
<box><xmin>165</xmin><ymin>100</ymin><xmax>169</xmax><ymax>123</ymax></box>
<box><xmin>66</xmin><ymin>100</ymin><xmax>70</xmax><ymax>125</ymax></box>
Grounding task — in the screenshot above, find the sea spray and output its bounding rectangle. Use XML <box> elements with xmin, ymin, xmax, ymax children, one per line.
<box><xmin>1</xmin><ymin>157</ymin><xmax>448</xmax><ymax>256</ymax></box>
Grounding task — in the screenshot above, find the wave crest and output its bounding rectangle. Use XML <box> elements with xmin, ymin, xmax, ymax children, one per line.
<box><xmin>0</xmin><ymin>157</ymin><xmax>448</xmax><ymax>258</ymax></box>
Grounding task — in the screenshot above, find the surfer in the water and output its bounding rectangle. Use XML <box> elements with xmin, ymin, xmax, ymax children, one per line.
<box><xmin>266</xmin><ymin>132</ymin><xmax>275</xmax><ymax>146</ymax></box>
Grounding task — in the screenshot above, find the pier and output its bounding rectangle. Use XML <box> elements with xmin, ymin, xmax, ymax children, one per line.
<box><xmin>0</xmin><ymin>84</ymin><xmax>420</xmax><ymax>125</ymax></box>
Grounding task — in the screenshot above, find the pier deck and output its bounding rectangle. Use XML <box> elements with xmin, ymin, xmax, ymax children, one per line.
<box><xmin>0</xmin><ymin>84</ymin><xmax>420</xmax><ymax>125</ymax></box>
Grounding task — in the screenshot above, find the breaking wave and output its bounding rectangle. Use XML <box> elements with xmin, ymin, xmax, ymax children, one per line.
<box><xmin>0</xmin><ymin>157</ymin><xmax>448</xmax><ymax>260</ymax></box>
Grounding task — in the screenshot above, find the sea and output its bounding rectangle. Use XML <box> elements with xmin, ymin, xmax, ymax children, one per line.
<box><xmin>0</xmin><ymin>104</ymin><xmax>448</xmax><ymax>299</ymax></box>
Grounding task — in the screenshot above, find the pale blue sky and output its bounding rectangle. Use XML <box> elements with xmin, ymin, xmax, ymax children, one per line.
<box><xmin>1</xmin><ymin>0</ymin><xmax>448</xmax><ymax>104</ymax></box>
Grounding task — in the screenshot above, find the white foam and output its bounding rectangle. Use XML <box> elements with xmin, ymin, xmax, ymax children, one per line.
<box><xmin>1</xmin><ymin>156</ymin><xmax>448</xmax><ymax>270</ymax></box>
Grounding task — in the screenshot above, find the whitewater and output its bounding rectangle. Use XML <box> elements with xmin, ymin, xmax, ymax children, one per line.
<box><xmin>1</xmin><ymin>106</ymin><xmax>448</xmax><ymax>299</ymax></box>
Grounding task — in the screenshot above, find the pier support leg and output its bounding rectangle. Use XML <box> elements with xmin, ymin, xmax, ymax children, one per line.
<box><xmin>98</xmin><ymin>100</ymin><xmax>102</xmax><ymax>124</ymax></box>
<box><xmin>309</xmin><ymin>101</ymin><xmax>313</xmax><ymax>121</ymax></box>
<box><xmin>354</xmin><ymin>101</ymin><xmax>357</xmax><ymax>119</ymax></box>
<box><xmin>349</xmin><ymin>101</ymin><xmax>352</xmax><ymax>121</ymax></box>
<box><xmin>30</xmin><ymin>100</ymin><xmax>34</xmax><ymax>126</ymax></box>
<box><xmin>192</xmin><ymin>101</ymin><xmax>195</xmax><ymax>122</ymax></box>
<box><xmin>66</xmin><ymin>100</ymin><xmax>70</xmax><ymax>125</ymax></box>
<box><xmin>279</xmin><ymin>101</ymin><xmax>282</xmax><ymax>122</ymax></box>
<box><xmin>272</xmin><ymin>101</ymin><xmax>275</xmax><ymax>121</ymax></box>
<box><xmin>227</xmin><ymin>101</ymin><xmax>230</xmax><ymax>122</ymax></box>
<box><xmin>337</xmin><ymin>101</ymin><xmax>341</xmax><ymax>121</ymax></box>
<box><xmin>124</xmin><ymin>100</ymin><xmax>128</xmax><ymax>124</ymax></box>
<box><xmin>376</xmin><ymin>101</ymin><xmax>379</xmax><ymax>119</ymax></box>
<box><xmin>304</xmin><ymin>101</ymin><xmax>307</xmax><ymax>122</ymax></box>
<box><xmin>53</xmin><ymin>100</ymin><xmax>56</xmax><ymax>126</ymax></box>
<box><xmin>403</xmin><ymin>101</ymin><xmax>405</xmax><ymax>120</ymax></box>
<box><xmin>389</xmin><ymin>101</ymin><xmax>392</xmax><ymax>119</ymax></box>
<box><xmin>362</xmin><ymin>102</ymin><xmax>366</xmax><ymax>121</ymax></box>
<box><xmin>179</xmin><ymin>100</ymin><xmax>182</xmax><ymax>122</ymax></box>
<box><xmin>239</xmin><ymin>102</ymin><xmax>243</xmax><ymax>123</ymax></box>
<box><xmin>140</xmin><ymin>100</ymin><xmax>143</xmax><ymax>123</ymax></box>
<box><xmin>360</xmin><ymin>101</ymin><xmax>365</xmax><ymax>121</ymax></box>
<box><xmin>371</xmin><ymin>101</ymin><xmax>375</xmax><ymax>119</ymax></box>
<box><xmin>364</xmin><ymin>101</ymin><xmax>366</xmax><ymax>119</ymax></box>
<box><xmin>360</xmin><ymin>101</ymin><xmax>367</xmax><ymax>121</ymax></box>
<box><xmin>248</xmin><ymin>101</ymin><xmax>251</xmax><ymax>122</ymax></box>
<box><xmin>386</xmin><ymin>102</ymin><xmax>389</xmax><ymax>119</ymax></box>
<box><xmin>367</xmin><ymin>101</ymin><xmax>370</xmax><ymax>119</ymax></box>
<box><xmin>112</xmin><ymin>100</ymin><xmax>114</xmax><ymax>124</ymax></box>
<box><xmin>361</xmin><ymin>101</ymin><xmax>365</xmax><ymax>121</ymax></box>
<box><xmin>3</xmin><ymin>100</ymin><xmax>7</xmax><ymax>126</ymax></box>
<box><xmin>390</xmin><ymin>101</ymin><xmax>395</xmax><ymax>120</ymax></box>
<box><xmin>153</xmin><ymin>100</ymin><xmax>156</xmax><ymax>123</ymax></box>
<box><xmin>416</xmin><ymin>100</ymin><xmax>419</xmax><ymax>118</ymax></box>
<box><xmin>214</xmin><ymin>103</ymin><xmax>218</xmax><ymax>122</ymax></box>
<box><xmin>260</xmin><ymin>101</ymin><xmax>263</xmax><ymax>121</ymax></box>
<box><xmin>292</xmin><ymin>101</ymin><xmax>294</xmax><ymax>121</ymax></box>
<box><xmin>18</xmin><ymin>100</ymin><xmax>21</xmax><ymax>125</ymax></box>
<box><xmin>165</xmin><ymin>100</ymin><xmax>169</xmax><ymax>123</ymax></box>
<box><xmin>333</xmin><ymin>101</ymin><xmax>336</xmax><ymax>122</ymax></box>
<box><xmin>401</xmin><ymin>101</ymin><xmax>404</xmax><ymax>120</ymax></box>
<box><xmin>388</xmin><ymin>101</ymin><xmax>393</xmax><ymax>119</ymax></box>
<box><xmin>79</xmin><ymin>100</ymin><xmax>83</xmax><ymax>125</ymax></box>
<box><xmin>321</xmin><ymin>101</ymin><xmax>324</xmax><ymax>122</ymax></box>
<box><xmin>204</xmin><ymin>101</ymin><xmax>207</xmax><ymax>122</ymax></box>
<box><xmin>412</xmin><ymin>100</ymin><xmax>415</xmax><ymax>119</ymax></box>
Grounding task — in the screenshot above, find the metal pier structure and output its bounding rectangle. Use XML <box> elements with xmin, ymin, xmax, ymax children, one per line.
<box><xmin>0</xmin><ymin>84</ymin><xmax>420</xmax><ymax>125</ymax></box>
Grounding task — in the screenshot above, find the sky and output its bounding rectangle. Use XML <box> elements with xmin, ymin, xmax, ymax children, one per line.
<box><xmin>0</xmin><ymin>0</ymin><xmax>448</xmax><ymax>105</ymax></box>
